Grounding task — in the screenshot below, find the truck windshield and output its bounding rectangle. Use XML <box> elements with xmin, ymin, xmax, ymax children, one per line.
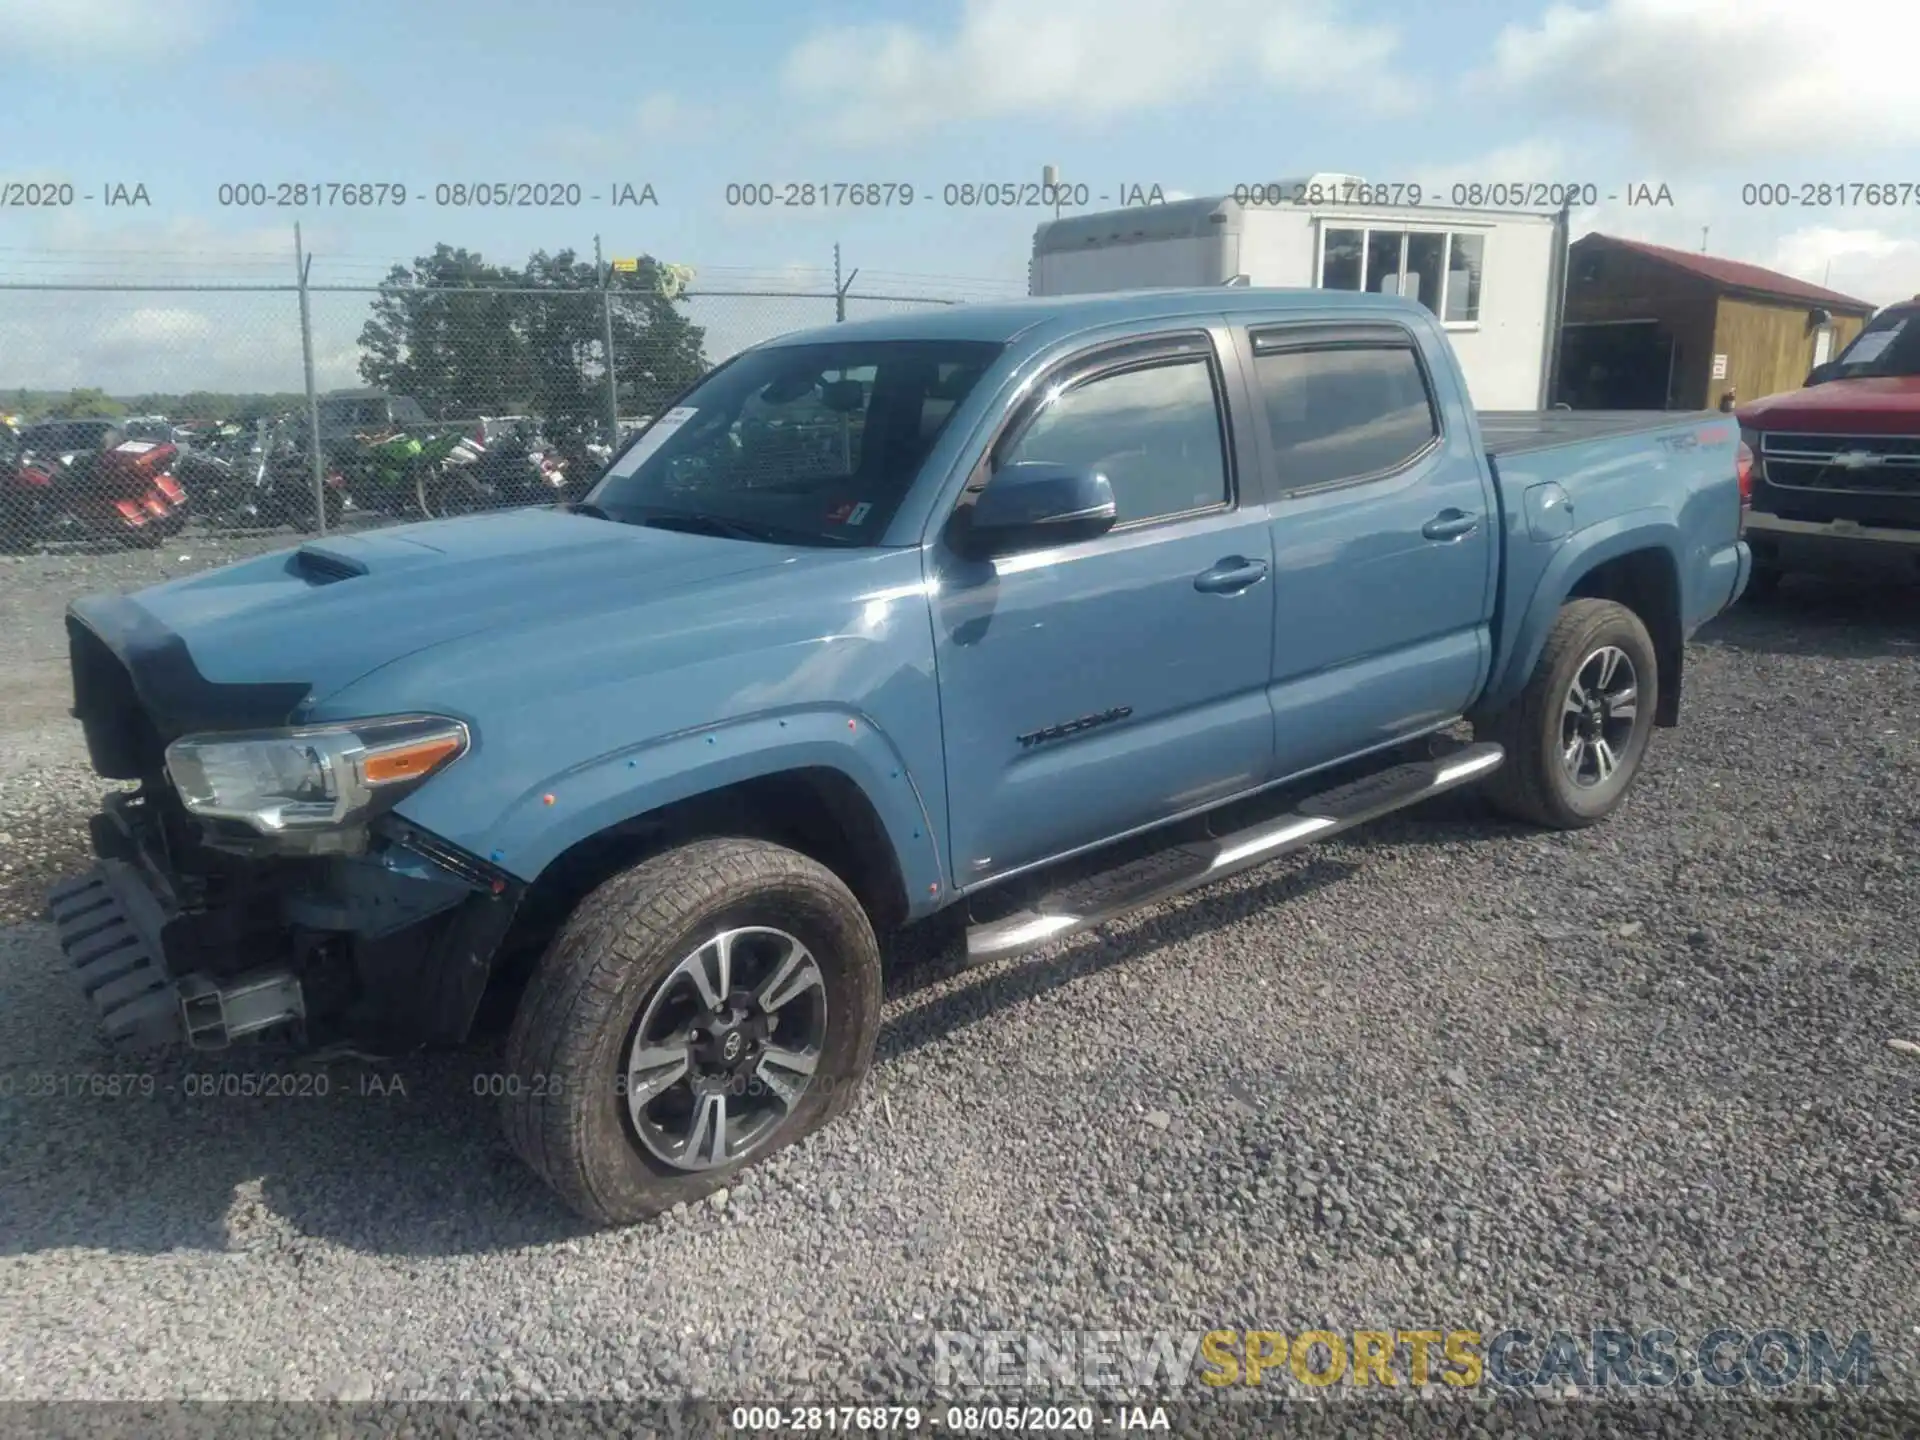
<box><xmin>585</xmin><ymin>339</ymin><xmax>1004</xmax><ymax>546</ymax></box>
<box><xmin>1829</xmin><ymin>312</ymin><xmax>1920</xmax><ymax>379</ymax></box>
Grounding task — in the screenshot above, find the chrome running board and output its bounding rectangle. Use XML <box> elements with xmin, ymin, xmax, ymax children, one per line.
<box><xmin>964</xmin><ymin>742</ymin><xmax>1504</xmax><ymax>961</ymax></box>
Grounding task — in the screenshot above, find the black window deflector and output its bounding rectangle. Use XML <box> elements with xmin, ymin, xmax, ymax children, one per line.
<box><xmin>1252</xmin><ymin>324</ymin><xmax>1416</xmax><ymax>355</ymax></box>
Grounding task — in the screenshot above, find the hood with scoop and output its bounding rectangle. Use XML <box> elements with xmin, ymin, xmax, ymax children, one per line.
<box><xmin>67</xmin><ymin>508</ymin><xmax>804</xmax><ymax>745</ymax></box>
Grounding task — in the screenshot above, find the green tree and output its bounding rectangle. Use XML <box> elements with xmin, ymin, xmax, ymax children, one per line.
<box><xmin>610</xmin><ymin>256</ymin><xmax>707</xmax><ymax>417</ymax></box>
<box><xmin>356</xmin><ymin>243</ymin><xmax>707</xmax><ymax>432</ymax></box>
<box><xmin>61</xmin><ymin>388</ymin><xmax>124</xmax><ymax>418</ymax></box>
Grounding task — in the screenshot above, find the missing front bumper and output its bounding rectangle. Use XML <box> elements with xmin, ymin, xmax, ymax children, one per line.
<box><xmin>48</xmin><ymin>860</ymin><xmax>305</xmax><ymax>1050</ymax></box>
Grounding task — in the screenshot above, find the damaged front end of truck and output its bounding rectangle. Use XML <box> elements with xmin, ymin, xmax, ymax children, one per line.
<box><xmin>52</xmin><ymin>594</ymin><xmax>523</xmax><ymax>1055</ymax></box>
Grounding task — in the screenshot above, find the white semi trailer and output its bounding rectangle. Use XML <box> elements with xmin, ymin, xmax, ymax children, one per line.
<box><xmin>1030</xmin><ymin>176</ymin><xmax>1571</xmax><ymax>410</ymax></box>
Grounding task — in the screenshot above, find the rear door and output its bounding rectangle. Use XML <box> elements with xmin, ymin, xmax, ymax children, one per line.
<box><xmin>1237</xmin><ymin>320</ymin><xmax>1498</xmax><ymax>779</ymax></box>
<box><xmin>931</xmin><ymin>326</ymin><xmax>1278</xmax><ymax>884</ymax></box>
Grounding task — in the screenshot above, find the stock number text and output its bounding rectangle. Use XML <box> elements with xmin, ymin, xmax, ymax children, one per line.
<box><xmin>731</xmin><ymin>1405</ymin><xmax>923</xmax><ymax>1431</ymax></box>
<box><xmin>726</xmin><ymin>182</ymin><xmax>916</xmax><ymax>207</ymax></box>
<box><xmin>1743</xmin><ymin>182</ymin><xmax>1920</xmax><ymax>207</ymax></box>
<box><xmin>219</xmin><ymin>182</ymin><xmax>407</xmax><ymax>207</ymax></box>
<box><xmin>1236</xmin><ymin>181</ymin><xmax>1425</xmax><ymax>207</ymax></box>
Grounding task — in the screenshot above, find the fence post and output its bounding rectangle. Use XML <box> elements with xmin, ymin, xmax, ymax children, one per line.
<box><xmin>597</xmin><ymin>236</ymin><xmax>619</xmax><ymax>446</ymax></box>
<box><xmin>294</xmin><ymin>223</ymin><xmax>327</xmax><ymax>536</ymax></box>
<box><xmin>833</xmin><ymin>244</ymin><xmax>859</xmax><ymax>323</ymax></box>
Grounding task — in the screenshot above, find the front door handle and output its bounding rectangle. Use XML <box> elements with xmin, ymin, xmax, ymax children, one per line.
<box><xmin>1193</xmin><ymin>556</ymin><xmax>1270</xmax><ymax>594</ymax></box>
<box><xmin>1422</xmin><ymin>509</ymin><xmax>1479</xmax><ymax>541</ymax></box>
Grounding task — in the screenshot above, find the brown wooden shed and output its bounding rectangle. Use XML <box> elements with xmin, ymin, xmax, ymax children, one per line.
<box><xmin>1554</xmin><ymin>234</ymin><xmax>1878</xmax><ymax>411</ymax></box>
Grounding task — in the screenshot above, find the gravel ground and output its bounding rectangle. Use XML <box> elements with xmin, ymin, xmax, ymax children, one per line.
<box><xmin>0</xmin><ymin>529</ymin><xmax>1916</xmax><ymax>1427</ymax></box>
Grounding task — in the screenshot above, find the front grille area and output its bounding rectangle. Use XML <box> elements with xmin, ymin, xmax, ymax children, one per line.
<box><xmin>1760</xmin><ymin>432</ymin><xmax>1920</xmax><ymax>497</ymax></box>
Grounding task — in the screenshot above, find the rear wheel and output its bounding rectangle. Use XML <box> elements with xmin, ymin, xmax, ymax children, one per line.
<box><xmin>1478</xmin><ymin>598</ymin><xmax>1659</xmax><ymax>830</ymax></box>
<box><xmin>501</xmin><ymin>837</ymin><xmax>882</xmax><ymax>1225</ymax></box>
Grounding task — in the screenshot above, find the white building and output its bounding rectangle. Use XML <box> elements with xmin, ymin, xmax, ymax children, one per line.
<box><xmin>1029</xmin><ymin>176</ymin><xmax>1570</xmax><ymax>410</ymax></box>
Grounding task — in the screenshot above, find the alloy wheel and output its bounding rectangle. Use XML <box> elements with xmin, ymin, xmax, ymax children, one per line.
<box><xmin>1560</xmin><ymin>644</ymin><xmax>1638</xmax><ymax>788</ymax></box>
<box><xmin>620</xmin><ymin>926</ymin><xmax>829</xmax><ymax>1172</ymax></box>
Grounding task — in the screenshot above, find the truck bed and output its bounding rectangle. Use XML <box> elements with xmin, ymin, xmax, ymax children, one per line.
<box><xmin>1477</xmin><ymin>410</ymin><xmax>1718</xmax><ymax>457</ymax></box>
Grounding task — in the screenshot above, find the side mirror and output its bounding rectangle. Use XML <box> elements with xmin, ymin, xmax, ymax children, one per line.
<box><xmin>956</xmin><ymin>461</ymin><xmax>1117</xmax><ymax>558</ymax></box>
<box><xmin>1805</xmin><ymin>362</ymin><xmax>1838</xmax><ymax>387</ymax></box>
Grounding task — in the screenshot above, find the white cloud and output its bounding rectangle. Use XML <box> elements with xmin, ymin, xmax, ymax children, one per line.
<box><xmin>0</xmin><ymin>0</ymin><xmax>227</xmax><ymax>58</ymax></box>
<box><xmin>782</xmin><ymin>0</ymin><xmax>1414</xmax><ymax>144</ymax></box>
<box><xmin>0</xmin><ymin>215</ymin><xmax>365</xmax><ymax>392</ymax></box>
<box><xmin>1418</xmin><ymin>141</ymin><xmax>1572</xmax><ymax>203</ymax></box>
<box><xmin>1484</xmin><ymin>0</ymin><xmax>1920</xmax><ymax>165</ymax></box>
<box><xmin>635</xmin><ymin>93</ymin><xmax>690</xmax><ymax>141</ymax></box>
<box><xmin>1769</xmin><ymin>227</ymin><xmax>1920</xmax><ymax>309</ymax></box>
<box><xmin>541</xmin><ymin>92</ymin><xmax>707</xmax><ymax>168</ymax></box>
<box><xmin>0</xmin><ymin>293</ymin><xmax>359</xmax><ymax>394</ymax></box>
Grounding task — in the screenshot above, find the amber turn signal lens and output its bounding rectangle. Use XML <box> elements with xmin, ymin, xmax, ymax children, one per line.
<box><xmin>363</xmin><ymin>734</ymin><xmax>463</xmax><ymax>785</ymax></box>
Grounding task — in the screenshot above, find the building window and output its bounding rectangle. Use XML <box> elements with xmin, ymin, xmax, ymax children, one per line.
<box><xmin>1322</xmin><ymin>229</ymin><xmax>1363</xmax><ymax>291</ymax></box>
<box><xmin>1319</xmin><ymin>227</ymin><xmax>1485</xmax><ymax>323</ymax></box>
<box><xmin>1445</xmin><ymin>233</ymin><xmax>1484</xmax><ymax>323</ymax></box>
<box><xmin>1364</xmin><ymin>231</ymin><xmax>1404</xmax><ymax>296</ymax></box>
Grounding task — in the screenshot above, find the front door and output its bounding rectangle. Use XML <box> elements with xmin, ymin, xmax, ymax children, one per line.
<box><xmin>932</xmin><ymin>332</ymin><xmax>1277</xmax><ymax>884</ymax></box>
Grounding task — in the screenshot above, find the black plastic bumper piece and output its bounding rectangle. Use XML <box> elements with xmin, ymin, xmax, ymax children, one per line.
<box><xmin>48</xmin><ymin>861</ymin><xmax>186</xmax><ymax>1049</ymax></box>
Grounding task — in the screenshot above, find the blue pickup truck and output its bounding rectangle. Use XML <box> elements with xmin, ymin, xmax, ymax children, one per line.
<box><xmin>51</xmin><ymin>289</ymin><xmax>1751</xmax><ymax>1223</ymax></box>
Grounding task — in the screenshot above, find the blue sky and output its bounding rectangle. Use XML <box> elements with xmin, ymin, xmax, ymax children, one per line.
<box><xmin>3</xmin><ymin>0</ymin><xmax>1916</xmax><ymax>391</ymax></box>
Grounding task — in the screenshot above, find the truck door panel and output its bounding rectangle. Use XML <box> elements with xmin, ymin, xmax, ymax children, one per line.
<box><xmin>931</xmin><ymin>333</ymin><xmax>1277</xmax><ymax>884</ymax></box>
<box><xmin>1240</xmin><ymin>323</ymin><xmax>1497</xmax><ymax>779</ymax></box>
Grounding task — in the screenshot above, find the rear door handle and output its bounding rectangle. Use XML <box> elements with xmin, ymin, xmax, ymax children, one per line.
<box><xmin>1422</xmin><ymin>509</ymin><xmax>1479</xmax><ymax>541</ymax></box>
<box><xmin>1193</xmin><ymin>556</ymin><xmax>1270</xmax><ymax>594</ymax></box>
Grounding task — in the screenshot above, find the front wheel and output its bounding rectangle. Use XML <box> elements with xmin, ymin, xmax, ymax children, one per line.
<box><xmin>1477</xmin><ymin>598</ymin><xmax>1659</xmax><ymax>830</ymax></box>
<box><xmin>501</xmin><ymin>837</ymin><xmax>882</xmax><ymax>1225</ymax></box>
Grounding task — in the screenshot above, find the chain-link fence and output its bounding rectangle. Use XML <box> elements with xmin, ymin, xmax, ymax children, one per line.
<box><xmin>0</xmin><ymin>278</ymin><xmax>980</xmax><ymax>547</ymax></box>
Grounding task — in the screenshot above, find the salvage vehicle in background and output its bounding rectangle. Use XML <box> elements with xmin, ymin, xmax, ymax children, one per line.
<box><xmin>1738</xmin><ymin>297</ymin><xmax>1920</xmax><ymax>596</ymax></box>
<box><xmin>50</xmin><ymin>289</ymin><xmax>1749</xmax><ymax>1224</ymax></box>
<box><xmin>3</xmin><ymin>418</ymin><xmax>190</xmax><ymax>549</ymax></box>
<box><xmin>416</xmin><ymin>421</ymin><xmax>577</xmax><ymax>518</ymax></box>
<box><xmin>171</xmin><ymin>418</ymin><xmax>347</xmax><ymax>532</ymax></box>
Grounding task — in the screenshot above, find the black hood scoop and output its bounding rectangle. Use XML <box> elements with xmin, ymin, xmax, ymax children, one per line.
<box><xmin>290</xmin><ymin>543</ymin><xmax>369</xmax><ymax>585</ymax></box>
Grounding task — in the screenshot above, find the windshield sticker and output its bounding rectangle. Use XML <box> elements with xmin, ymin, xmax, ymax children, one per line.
<box><xmin>824</xmin><ymin>500</ymin><xmax>854</xmax><ymax>524</ymax></box>
<box><xmin>846</xmin><ymin>501</ymin><xmax>873</xmax><ymax>525</ymax></box>
<box><xmin>605</xmin><ymin>406</ymin><xmax>699</xmax><ymax>478</ymax></box>
<box><xmin>1843</xmin><ymin>322</ymin><xmax>1904</xmax><ymax>366</ymax></box>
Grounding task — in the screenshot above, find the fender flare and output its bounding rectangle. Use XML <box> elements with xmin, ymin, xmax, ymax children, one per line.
<box><xmin>1483</xmin><ymin>509</ymin><xmax>1681</xmax><ymax>714</ymax></box>
<box><xmin>477</xmin><ymin>705</ymin><xmax>949</xmax><ymax>912</ymax></box>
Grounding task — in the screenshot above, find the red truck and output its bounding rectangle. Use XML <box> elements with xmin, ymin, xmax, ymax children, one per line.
<box><xmin>1737</xmin><ymin>298</ymin><xmax>1920</xmax><ymax>596</ymax></box>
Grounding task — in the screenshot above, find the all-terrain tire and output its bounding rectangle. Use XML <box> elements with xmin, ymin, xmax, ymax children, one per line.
<box><xmin>1477</xmin><ymin>598</ymin><xmax>1659</xmax><ymax>830</ymax></box>
<box><xmin>501</xmin><ymin>837</ymin><xmax>882</xmax><ymax>1226</ymax></box>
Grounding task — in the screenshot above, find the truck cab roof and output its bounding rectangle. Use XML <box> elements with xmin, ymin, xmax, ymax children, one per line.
<box><xmin>765</xmin><ymin>286</ymin><xmax>1432</xmax><ymax>351</ymax></box>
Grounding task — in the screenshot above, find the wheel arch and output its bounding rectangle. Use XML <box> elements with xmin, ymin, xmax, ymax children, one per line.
<box><xmin>1485</xmin><ymin>518</ymin><xmax>1685</xmax><ymax>727</ymax></box>
<box><xmin>1563</xmin><ymin>547</ymin><xmax>1683</xmax><ymax>726</ymax></box>
<box><xmin>474</xmin><ymin>760</ymin><xmax>922</xmax><ymax>1034</ymax></box>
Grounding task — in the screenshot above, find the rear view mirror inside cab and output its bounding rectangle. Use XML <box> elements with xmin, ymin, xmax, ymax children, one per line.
<box><xmin>757</xmin><ymin>373</ymin><xmax>819</xmax><ymax>405</ymax></box>
<box><xmin>820</xmin><ymin>380</ymin><xmax>865</xmax><ymax>412</ymax></box>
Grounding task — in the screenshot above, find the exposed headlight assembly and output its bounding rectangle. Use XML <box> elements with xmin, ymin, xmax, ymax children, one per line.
<box><xmin>165</xmin><ymin>714</ymin><xmax>469</xmax><ymax>847</ymax></box>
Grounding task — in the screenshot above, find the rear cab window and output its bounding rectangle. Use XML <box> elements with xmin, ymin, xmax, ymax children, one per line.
<box><xmin>1245</xmin><ymin>324</ymin><xmax>1441</xmax><ymax>491</ymax></box>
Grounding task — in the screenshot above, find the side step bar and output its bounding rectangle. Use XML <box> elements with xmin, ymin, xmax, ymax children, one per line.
<box><xmin>965</xmin><ymin>742</ymin><xmax>1504</xmax><ymax>961</ymax></box>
